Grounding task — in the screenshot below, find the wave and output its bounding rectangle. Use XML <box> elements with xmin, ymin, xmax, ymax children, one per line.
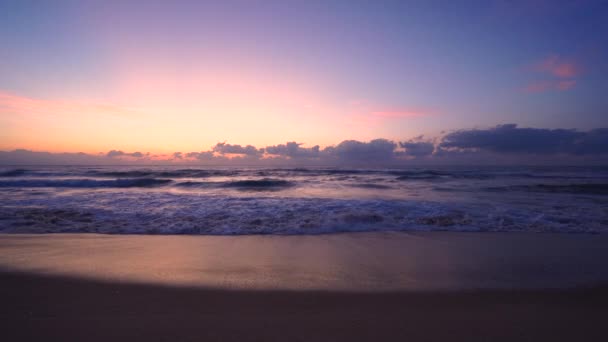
<box><xmin>5</xmin><ymin>167</ymin><xmax>607</xmax><ymax>183</ymax></box>
<box><xmin>174</xmin><ymin>178</ymin><xmax>296</xmax><ymax>191</ymax></box>
<box><xmin>221</xmin><ymin>179</ymin><xmax>295</xmax><ymax>190</ymax></box>
<box><xmin>89</xmin><ymin>170</ymin><xmax>156</xmax><ymax>178</ymax></box>
<box><xmin>2</xmin><ymin>166</ymin><xmax>607</xmax><ymax>235</ymax></box>
<box><xmin>485</xmin><ymin>184</ymin><xmax>608</xmax><ymax>195</ymax></box>
<box><xmin>349</xmin><ymin>183</ymin><xmax>392</xmax><ymax>189</ymax></box>
<box><xmin>394</xmin><ymin>171</ymin><xmax>445</xmax><ymax>180</ymax></box>
<box><xmin>2</xmin><ymin>194</ymin><xmax>605</xmax><ymax>234</ymax></box>
<box><xmin>174</xmin><ymin>181</ymin><xmax>215</xmax><ymax>188</ymax></box>
<box><xmin>0</xmin><ymin>169</ymin><xmax>29</xmax><ymax>177</ymax></box>
<box><xmin>0</xmin><ymin>178</ymin><xmax>172</xmax><ymax>188</ymax></box>
<box><xmin>89</xmin><ymin>169</ymin><xmax>221</xmax><ymax>178</ymax></box>
<box><xmin>0</xmin><ymin>176</ymin><xmax>296</xmax><ymax>191</ymax></box>
<box><xmin>392</xmin><ymin>170</ymin><xmax>607</xmax><ymax>181</ymax></box>
<box><xmin>391</xmin><ymin>170</ymin><xmax>500</xmax><ymax>180</ymax></box>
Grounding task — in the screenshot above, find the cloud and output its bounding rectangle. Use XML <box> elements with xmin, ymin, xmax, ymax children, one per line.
<box><xmin>106</xmin><ymin>150</ymin><xmax>125</xmax><ymax>158</ymax></box>
<box><xmin>439</xmin><ymin>124</ymin><xmax>608</xmax><ymax>155</ymax></box>
<box><xmin>524</xmin><ymin>55</ymin><xmax>582</xmax><ymax>93</ymax></box>
<box><xmin>264</xmin><ymin>142</ymin><xmax>320</xmax><ymax>159</ymax></box>
<box><xmin>535</xmin><ymin>55</ymin><xmax>581</xmax><ymax>78</ymax></box>
<box><xmin>0</xmin><ymin>150</ymin><xmax>106</xmax><ymax>165</ymax></box>
<box><xmin>2</xmin><ymin>125</ymin><xmax>608</xmax><ymax>166</ymax></box>
<box><xmin>106</xmin><ymin>150</ymin><xmax>146</xmax><ymax>158</ymax></box>
<box><xmin>212</xmin><ymin>142</ymin><xmax>261</xmax><ymax>156</ymax></box>
<box><xmin>185</xmin><ymin>151</ymin><xmax>215</xmax><ymax>161</ymax></box>
<box><xmin>399</xmin><ymin>139</ymin><xmax>435</xmax><ymax>157</ymax></box>
<box><xmin>324</xmin><ymin>139</ymin><xmax>397</xmax><ymax>163</ymax></box>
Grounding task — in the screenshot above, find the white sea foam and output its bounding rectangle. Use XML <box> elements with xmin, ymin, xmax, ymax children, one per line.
<box><xmin>0</xmin><ymin>166</ymin><xmax>607</xmax><ymax>234</ymax></box>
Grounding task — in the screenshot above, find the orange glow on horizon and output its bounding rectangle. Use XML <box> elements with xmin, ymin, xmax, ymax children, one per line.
<box><xmin>1</xmin><ymin>70</ymin><xmax>423</xmax><ymax>154</ymax></box>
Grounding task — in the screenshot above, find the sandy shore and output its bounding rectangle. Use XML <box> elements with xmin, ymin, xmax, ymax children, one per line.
<box><xmin>1</xmin><ymin>232</ymin><xmax>608</xmax><ymax>341</ymax></box>
<box><xmin>1</xmin><ymin>232</ymin><xmax>608</xmax><ymax>290</ymax></box>
<box><xmin>2</xmin><ymin>270</ymin><xmax>607</xmax><ymax>342</ymax></box>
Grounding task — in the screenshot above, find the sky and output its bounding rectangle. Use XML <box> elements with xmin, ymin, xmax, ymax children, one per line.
<box><xmin>1</xmin><ymin>0</ymin><xmax>607</xmax><ymax>164</ymax></box>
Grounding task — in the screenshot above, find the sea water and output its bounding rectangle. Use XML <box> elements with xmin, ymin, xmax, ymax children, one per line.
<box><xmin>1</xmin><ymin>165</ymin><xmax>607</xmax><ymax>234</ymax></box>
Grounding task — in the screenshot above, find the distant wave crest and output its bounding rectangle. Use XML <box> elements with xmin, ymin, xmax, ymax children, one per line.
<box><xmin>221</xmin><ymin>179</ymin><xmax>295</xmax><ymax>190</ymax></box>
<box><xmin>0</xmin><ymin>169</ymin><xmax>29</xmax><ymax>177</ymax></box>
<box><xmin>0</xmin><ymin>178</ymin><xmax>171</xmax><ymax>188</ymax></box>
<box><xmin>485</xmin><ymin>184</ymin><xmax>608</xmax><ymax>195</ymax></box>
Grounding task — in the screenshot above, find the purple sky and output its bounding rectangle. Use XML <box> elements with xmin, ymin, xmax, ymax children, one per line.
<box><xmin>1</xmin><ymin>0</ymin><xmax>607</xmax><ymax>164</ymax></box>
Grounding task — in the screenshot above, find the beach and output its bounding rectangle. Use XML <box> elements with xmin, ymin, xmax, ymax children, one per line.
<box><xmin>1</xmin><ymin>232</ymin><xmax>608</xmax><ymax>341</ymax></box>
<box><xmin>3</xmin><ymin>0</ymin><xmax>608</xmax><ymax>340</ymax></box>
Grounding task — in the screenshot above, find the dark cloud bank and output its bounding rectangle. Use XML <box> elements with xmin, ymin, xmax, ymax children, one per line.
<box><xmin>2</xmin><ymin>125</ymin><xmax>608</xmax><ymax>166</ymax></box>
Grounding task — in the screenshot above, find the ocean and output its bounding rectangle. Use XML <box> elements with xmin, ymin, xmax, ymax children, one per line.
<box><xmin>1</xmin><ymin>165</ymin><xmax>607</xmax><ymax>234</ymax></box>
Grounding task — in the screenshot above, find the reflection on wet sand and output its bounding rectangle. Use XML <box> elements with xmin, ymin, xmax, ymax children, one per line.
<box><xmin>1</xmin><ymin>232</ymin><xmax>607</xmax><ymax>291</ymax></box>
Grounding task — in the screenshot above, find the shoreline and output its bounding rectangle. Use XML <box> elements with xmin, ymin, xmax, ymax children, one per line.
<box><xmin>3</xmin><ymin>229</ymin><xmax>608</xmax><ymax>235</ymax></box>
<box><xmin>2</xmin><ymin>232</ymin><xmax>608</xmax><ymax>341</ymax></box>
<box><xmin>2</xmin><ymin>231</ymin><xmax>608</xmax><ymax>291</ymax></box>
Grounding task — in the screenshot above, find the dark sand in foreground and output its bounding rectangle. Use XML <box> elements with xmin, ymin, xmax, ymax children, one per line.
<box><xmin>1</xmin><ymin>232</ymin><xmax>608</xmax><ymax>341</ymax></box>
<box><xmin>2</xmin><ymin>271</ymin><xmax>608</xmax><ymax>342</ymax></box>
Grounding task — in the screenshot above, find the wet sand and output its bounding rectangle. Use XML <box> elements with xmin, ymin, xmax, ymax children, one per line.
<box><xmin>1</xmin><ymin>232</ymin><xmax>608</xmax><ymax>341</ymax></box>
<box><xmin>1</xmin><ymin>232</ymin><xmax>608</xmax><ymax>290</ymax></box>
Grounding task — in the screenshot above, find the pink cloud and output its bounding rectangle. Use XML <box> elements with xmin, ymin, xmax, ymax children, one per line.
<box><xmin>523</xmin><ymin>54</ymin><xmax>582</xmax><ymax>93</ymax></box>
<box><xmin>534</xmin><ymin>55</ymin><xmax>582</xmax><ymax>78</ymax></box>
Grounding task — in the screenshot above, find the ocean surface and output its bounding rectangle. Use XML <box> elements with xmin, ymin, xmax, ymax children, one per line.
<box><xmin>0</xmin><ymin>165</ymin><xmax>607</xmax><ymax>234</ymax></box>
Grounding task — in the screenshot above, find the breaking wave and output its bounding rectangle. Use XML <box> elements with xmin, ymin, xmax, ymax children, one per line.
<box><xmin>221</xmin><ymin>179</ymin><xmax>295</xmax><ymax>190</ymax></box>
<box><xmin>174</xmin><ymin>179</ymin><xmax>295</xmax><ymax>190</ymax></box>
<box><xmin>486</xmin><ymin>183</ymin><xmax>608</xmax><ymax>195</ymax></box>
<box><xmin>349</xmin><ymin>183</ymin><xmax>392</xmax><ymax>189</ymax></box>
<box><xmin>88</xmin><ymin>169</ymin><xmax>237</xmax><ymax>178</ymax></box>
<box><xmin>1</xmin><ymin>194</ymin><xmax>606</xmax><ymax>234</ymax></box>
<box><xmin>3</xmin><ymin>166</ymin><xmax>608</xmax><ymax>181</ymax></box>
<box><xmin>0</xmin><ymin>169</ymin><xmax>29</xmax><ymax>177</ymax></box>
<box><xmin>0</xmin><ymin>178</ymin><xmax>171</xmax><ymax>188</ymax></box>
<box><xmin>1</xmin><ymin>165</ymin><xmax>607</xmax><ymax>235</ymax></box>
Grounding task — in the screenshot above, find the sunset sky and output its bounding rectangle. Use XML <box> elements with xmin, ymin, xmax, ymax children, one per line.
<box><xmin>1</xmin><ymin>0</ymin><xmax>607</xmax><ymax>163</ymax></box>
